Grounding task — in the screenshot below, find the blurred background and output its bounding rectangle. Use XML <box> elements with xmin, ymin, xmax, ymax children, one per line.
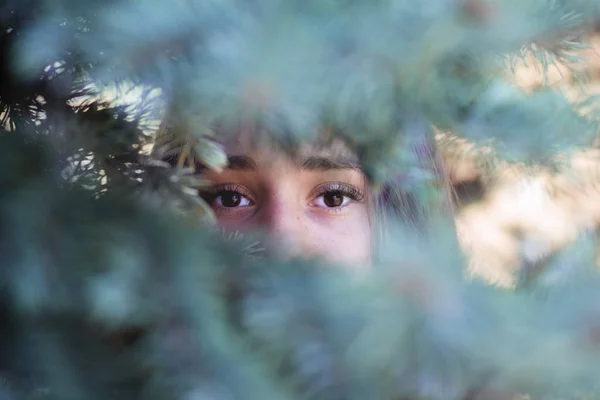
<box><xmin>443</xmin><ymin>25</ymin><xmax>600</xmax><ymax>286</ymax></box>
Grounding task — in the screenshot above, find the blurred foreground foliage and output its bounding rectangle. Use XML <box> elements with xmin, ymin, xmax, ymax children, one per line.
<box><xmin>3</xmin><ymin>0</ymin><xmax>600</xmax><ymax>399</ymax></box>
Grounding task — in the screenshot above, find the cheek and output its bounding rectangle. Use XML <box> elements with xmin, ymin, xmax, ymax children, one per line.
<box><xmin>305</xmin><ymin>211</ymin><xmax>372</xmax><ymax>268</ymax></box>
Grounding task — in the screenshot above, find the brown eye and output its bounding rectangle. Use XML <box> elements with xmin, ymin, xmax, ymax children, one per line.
<box><xmin>203</xmin><ymin>185</ymin><xmax>254</xmax><ymax>213</ymax></box>
<box><xmin>219</xmin><ymin>190</ymin><xmax>243</xmax><ymax>207</ymax></box>
<box><xmin>323</xmin><ymin>191</ymin><xmax>344</xmax><ymax>207</ymax></box>
<box><xmin>310</xmin><ymin>182</ymin><xmax>362</xmax><ymax>211</ymax></box>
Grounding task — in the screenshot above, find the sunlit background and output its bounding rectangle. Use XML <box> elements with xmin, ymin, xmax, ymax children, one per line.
<box><xmin>445</xmin><ymin>27</ymin><xmax>600</xmax><ymax>286</ymax></box>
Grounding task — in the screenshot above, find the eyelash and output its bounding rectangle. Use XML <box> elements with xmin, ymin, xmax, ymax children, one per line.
<box><xmin>310</xmin><ymin>182</ymin><xmax>364</xmax><ymax>204</ymax></box>
<box><xmin>201</xmin><ymin>184</ymin><xmax>255</xmax><ymax>213</ymax></box>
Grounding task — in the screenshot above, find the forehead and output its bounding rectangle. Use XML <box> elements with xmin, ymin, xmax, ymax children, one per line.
<box><xmin>218</xmin><ymin>126</ymin><xmax>359</xmax><ymax>164</ymax></box>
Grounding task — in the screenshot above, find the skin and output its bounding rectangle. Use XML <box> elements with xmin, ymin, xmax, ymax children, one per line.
<box><xmin>200</xmin><ymin>134</ymin><xmax>373</xmax><ymax>268</ymax></box>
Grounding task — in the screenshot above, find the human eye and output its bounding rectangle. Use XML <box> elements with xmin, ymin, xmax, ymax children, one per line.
<box><xmin>201</xmin><ymin>184</ymin><xmax>255</xmax><ymax>213</ymax></box>
<box><xmin>309</xmin><ymin>182</ymin><xmax>365</xmax><ymax>211</ymax></box>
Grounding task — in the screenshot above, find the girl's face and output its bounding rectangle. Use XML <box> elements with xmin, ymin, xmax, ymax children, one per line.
<box><xmin>200</xmin><ymin>136</ymin><xmax>372</xmax><ymax>268</ymax></box>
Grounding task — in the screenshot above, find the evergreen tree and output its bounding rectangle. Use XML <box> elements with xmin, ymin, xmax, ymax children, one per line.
<box><xmin>2</xmin><ymin>0</ymin><xmax>600</xmax><ymax>399</ymax></box>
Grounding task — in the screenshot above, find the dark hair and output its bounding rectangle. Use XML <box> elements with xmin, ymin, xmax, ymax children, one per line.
<box><xmin>373</xmin><ymin>133</ymin><xmax>454</xmax><ymax>238</ymax></box>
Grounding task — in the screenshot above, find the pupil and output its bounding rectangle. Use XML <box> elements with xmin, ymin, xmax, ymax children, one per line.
<box><xmin>324</xmin><ymin>191</ymin><xmax>343</xmax><ymax>207</ymax></box>
<box><xmin>221</xmin><ymin>191</ymin><xmax>241</xmax><ymax>207</ymax></box>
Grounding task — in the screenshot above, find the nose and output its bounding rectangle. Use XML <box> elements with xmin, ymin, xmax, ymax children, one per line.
<box><xmin>258</xmin><ymin>192</ymin><xmax>310</xmax><ymax>260</ymax></box>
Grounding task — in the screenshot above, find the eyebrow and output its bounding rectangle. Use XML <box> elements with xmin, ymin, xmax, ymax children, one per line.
<box><xmin>225</xmin><ymin>155</ymin><xmax>259</xmax><ymax>171</ymax></box>
<box><xmin>222</xmin><ymin>155</ymin><xmax>360</xmax><ymax>171</ymax></box>
<box><xmin>300</xmin><ymin>156</ymin><xmax>360</xmax><ymax>171</ymax></box>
